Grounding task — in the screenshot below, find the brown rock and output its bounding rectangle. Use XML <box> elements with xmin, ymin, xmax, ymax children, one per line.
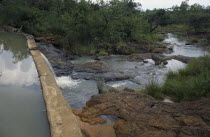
<box><xmin>79</xmin><ymin>92</ymin><xmax>210</xmax><ymax>137</ymax></box>
<box><xmin>183</xmin><ymin>116</ymin><xmax>206</xmax><ymax>127</ymax></box>
<box><xmin>124</xmin><ymin>53</ymin><xmax>152</xmax><ymax>62</ymax></box>
<box><xmin>80</xmin><ymin>117</ymin><xmax>106</xmax><ymax>125</ymax></box>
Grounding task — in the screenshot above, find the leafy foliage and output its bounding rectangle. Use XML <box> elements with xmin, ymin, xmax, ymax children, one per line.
<box><xmin>145</xmin><ymin>56</ymin><xmax>210</xmax><ymax>102</ymax></box>
<box><xmin>0</xmin><ymin>0</ymin><xmax>210</xmax><ymax>53</ymax></box>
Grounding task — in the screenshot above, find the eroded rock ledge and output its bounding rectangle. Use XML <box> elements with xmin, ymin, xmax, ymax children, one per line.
<box><xmin>79</xmin><ymin>92</ymin><xmax>210</xmax><ymax>137</ymax></box>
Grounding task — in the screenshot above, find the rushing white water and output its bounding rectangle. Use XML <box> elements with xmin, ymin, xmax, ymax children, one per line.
<box><xmin>163</xmin><ymin>98</ymin><xmax>174</xmax><ymax>103</ymax></box>
<box><xmin>56</xmin><ymin>76</ymin><xmax>80</xmax><ymax>89</ymax></box>
<box><xmin>40</xmin><ymin>52</ymin><xmax>81</xmax><ymax>90</ymax></box>
<box><xmin>40</xmin><ymin>52</ymin><xmax>97</xmax><ymax>108</ymax></box>
<box><xmin>166</xmin><ymin>59</ymin><xmax>186</xmax><ymax>72</ymax></box>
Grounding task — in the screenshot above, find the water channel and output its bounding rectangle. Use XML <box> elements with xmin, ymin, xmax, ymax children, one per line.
<box><xmin>56</xmin><ymin>33</ymin><xmax>209</xmax><ymax>109</ymax></box>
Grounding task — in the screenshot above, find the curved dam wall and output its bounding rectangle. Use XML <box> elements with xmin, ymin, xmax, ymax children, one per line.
<box><xmin>27</xmin><ymin>37</ymin><xmax>82</xmax><ymax>137</ymax></box>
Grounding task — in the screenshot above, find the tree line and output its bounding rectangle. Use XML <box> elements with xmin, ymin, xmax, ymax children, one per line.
<box><xmin>0</xmin><ymin>0</ymin><xmax>210</xmax><ymax>52</ymax></box>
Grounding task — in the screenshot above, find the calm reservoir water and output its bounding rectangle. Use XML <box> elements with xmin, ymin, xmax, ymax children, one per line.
<box><xmin>0</xmin><ymin>32</ymin><xmax>50</xmax><ymax>137</ymax></box>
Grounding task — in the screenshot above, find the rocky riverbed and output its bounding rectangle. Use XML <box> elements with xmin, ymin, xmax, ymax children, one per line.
<box><xmin>36</xmin><ymin>33</ymin><xmax>210</xmax><ymax>137</ymax></box>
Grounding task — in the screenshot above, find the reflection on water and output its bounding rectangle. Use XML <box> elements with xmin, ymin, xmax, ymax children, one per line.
<box><xmin>0</xmin><ymin>52</ymin><xmax>38</xmax><ymax>86</ymax></box>
<box><xmin>0</xmin><ymin>32</ymin><xmax>29</xmax><ymax>63</ymax></box>
<box><xmin>0</xmin><ymin>32</ymin><xmax>50</xmax><ymax>137</ymax></box>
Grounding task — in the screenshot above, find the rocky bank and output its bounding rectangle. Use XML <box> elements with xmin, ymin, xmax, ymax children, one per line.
<box><xmin>78</xmin><ymin>91</ymin><xmax>210</xmax><ymax>137</ymax></box>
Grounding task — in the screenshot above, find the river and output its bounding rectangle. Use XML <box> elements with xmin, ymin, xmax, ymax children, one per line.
<box><xmin>55</xmin><ymin>33</ymin><xmax>209</xmax><ymax>109</ymax></box>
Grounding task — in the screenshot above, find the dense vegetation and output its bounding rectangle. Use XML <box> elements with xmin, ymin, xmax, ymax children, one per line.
<box><xmin>1</xmin><ymin>0</ymin><xmax>209</xmax><ymax>54</ymax></box>
<box><xmin>145</xmin><ymin>56</ymin><xmax>210</xmax><ymax>102</ymax></box>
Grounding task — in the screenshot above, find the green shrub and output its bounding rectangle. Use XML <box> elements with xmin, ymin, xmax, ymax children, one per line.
<box><xmin>162</xmin><ymin>56</ymin><xmax>210</xmax><ymax>102</ymax></box>
<box><xmin>146</xmin><ymin>56</ymin><xmax>210</xmax><ymax>102</ymax></box>
<box><xmin>98</xmin><ymin>50</ymin><xmax>108</xmax><ymax>56</ymax></box>
<box><xmin>143</xmin><ymin>80</ymin><xmax>164</xmax><ymax>99</ymax></box>
<box><xmin>97</xmin><ymin>80</ymin><xmax>108</xmax><ymax>94</ymax></box>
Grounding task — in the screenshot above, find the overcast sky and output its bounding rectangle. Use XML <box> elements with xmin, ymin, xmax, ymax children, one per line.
<box><xmin>136</xmin><ymin>0</ymin><xmax>210</xmax><ymax>10</ymax></box>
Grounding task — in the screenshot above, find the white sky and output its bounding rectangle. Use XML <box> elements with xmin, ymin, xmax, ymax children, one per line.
<box><xmin>137</xmin><ymin>0</ymin><xmax>210</xmax><ymax>10</ymax></box>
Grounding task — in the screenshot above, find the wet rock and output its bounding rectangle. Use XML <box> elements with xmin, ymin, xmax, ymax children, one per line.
<box><xmin>143</xmin><ymin>60</ymin><xmax>149</xmax><ymax>63</ymax></box>
<box><xmin>36</xmin><ymin>42</ymin><xmax>74</xmax><ymax>76</ymax></box>
<box><xmin>124</xmin><ymin>53</ymin><xmax>168</xmax><ymax>65</ymax></box>
<box><xmin>151</xmin><ymin>54</ymin><xmax>167</xmax><ymax>65</ymax></box>
<box><xmin>79</xmin><ymin>92</ymin><xmax>210</xmax><ymax>137</ymax></box>
<box><xmin>185</xmin><ymin>42</ymin><xmax>192</xmax><ymax>45</ymax></box>
<box><xmin>71</xmin><ymin>73</ymin><xmax>94</xmax><ymax>80</ymax></box>
<box><xmin>102</xmin><ymin>72</ymin><xmax>132</xmax><ymax>81</ymax></box>
<box><xmin>166</xmin><ymin>55</ymin><xmax>194</xmax><ymax>64</ymax></box>
<box><xmin>124</xmin><ymin>53</ymin><xmax>152</xmax><ymax>62</ymax></box>
<box><xmin>152</xmin><ymin>47</ymin><xmax>173</xmax><ymax>54</ymax></box>
<box><xmin>125</xmin><ymin>53</ymin><xmax>193</xmax><ymax>66</ymax></box>
<box><xmin>75</xmin><ymin>61</ymin><xmax>109</xmax><ymax>73</ymax></box>
<box><xmin>72</xmin><ymin>72</ymin><xmax>132</xmax><ymax>81</ymax></box>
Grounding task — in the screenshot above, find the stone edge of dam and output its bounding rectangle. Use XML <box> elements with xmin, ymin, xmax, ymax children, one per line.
<box><xmin>26</xmin><ymin>35</ymin><xmax>83</xmax><ymax>137</ymax></box>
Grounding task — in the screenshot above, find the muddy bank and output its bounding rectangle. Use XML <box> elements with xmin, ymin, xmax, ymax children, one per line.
<box><xmin>78</xmin><ymin>92</ymin><xmax>210</xmax><ymax>137</ymax></box>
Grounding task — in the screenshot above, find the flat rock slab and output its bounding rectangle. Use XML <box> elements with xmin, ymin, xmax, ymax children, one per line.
<box><xmin>27</xmin><ymin>38</ymin><xmax>82</xmax><ymax>137</ymax></box>
<box><xmin>79</xmin><ymin>92</ymin><xmax>210</xmax><ymax>137</ymax></box>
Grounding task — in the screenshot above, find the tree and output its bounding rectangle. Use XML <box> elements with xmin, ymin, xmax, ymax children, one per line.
<box><xmin>146</xmin><ymin>9</ymin><xmax>170</xmax><ymax>32</ymax></box>
<box><xmin>188</xmin><ymin>13</ymin><xmax>210</xmax><ymax>32</ymax></box>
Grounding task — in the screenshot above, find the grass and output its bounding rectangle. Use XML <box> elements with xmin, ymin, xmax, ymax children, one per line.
<box><xmin>97</xmin><ymin>80</ymin><xmax>108</xmax><ymax>94</ymax></box>
<box><xmin>98</xmin><ymin>50</ymin><xmax>108</xmax><ymax>56</ymax></box>
<box><xmin>144</xmin><ymin>56</ymin><xmax>210</xmax><ymax>102</ymax></box>
<box><xmin>143</xmin><ymin>80</ymin><xmax>164</xmax><ymax>100</ymax></box>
